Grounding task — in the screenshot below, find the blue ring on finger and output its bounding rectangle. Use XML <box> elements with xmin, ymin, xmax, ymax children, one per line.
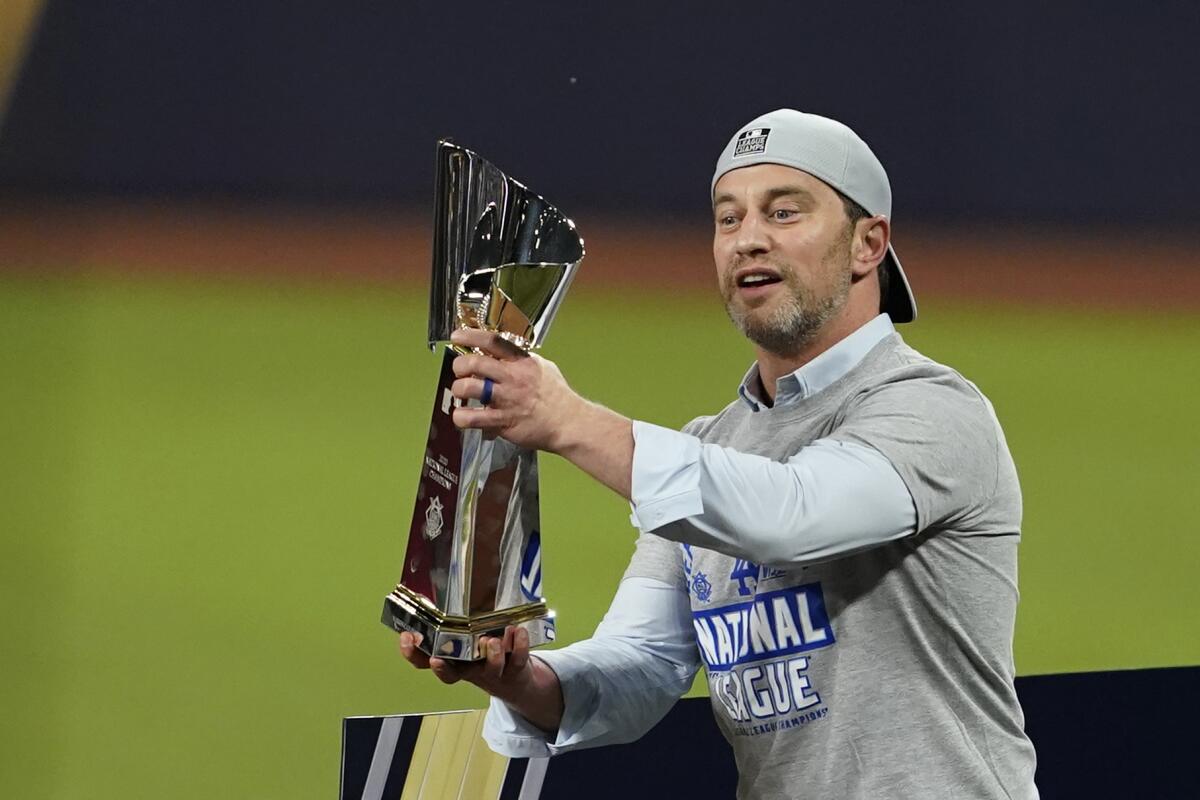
<box><xmin>480</xmin><ymin>377</ymin><xmax>494</xmax><ymax>406</ymax></box>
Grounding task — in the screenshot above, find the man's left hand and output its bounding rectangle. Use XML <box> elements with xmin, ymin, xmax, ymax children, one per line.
<box><xmin>448</xmin><ymin>327</ymin><xmax>584</xmax><ymax>454</ymax></box>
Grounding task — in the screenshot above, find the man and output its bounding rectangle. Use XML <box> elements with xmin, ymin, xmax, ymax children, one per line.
<box><xmin>399</xmin><ymin>109</ymin><xmax>1039</xmax><ymax>799</ymax></box>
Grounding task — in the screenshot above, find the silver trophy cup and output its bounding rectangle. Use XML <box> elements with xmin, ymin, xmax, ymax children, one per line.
<box><xmin>381</xmin><ymin>141</ymin><xmax>585</xmax><ymax>661</ymax></box>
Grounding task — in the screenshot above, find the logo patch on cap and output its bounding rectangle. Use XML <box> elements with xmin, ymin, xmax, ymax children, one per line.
<box><xmin>732</xmin><ymin>127</ymin><xmax>771</xmax><ymax>158</ymax></box>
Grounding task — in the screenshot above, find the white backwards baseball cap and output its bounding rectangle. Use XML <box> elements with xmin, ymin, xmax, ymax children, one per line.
<box><xmin>712</xmin><ymin>109</ymin><xmax>917</xmax><ymax>323</ymax></box>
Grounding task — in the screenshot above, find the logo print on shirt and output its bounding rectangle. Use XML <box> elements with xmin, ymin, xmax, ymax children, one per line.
<box><xmin>729</xmin><ymin>559</ymin><xmax>759</xmax><ymax>596</ymax></box>
<box><xmin>696</xmin><ymin>582</ymin><xmax>835</xmax><ymax>731</ymax></box>
<box><xmin>692</xmin><ymin>583</ymin><xmax>834</xmax><ymax>672</ymax></box>
<box><xmin>691</xmin><ymin>572</ymin><xmax>713</xmax><ymax>603</ymax></box>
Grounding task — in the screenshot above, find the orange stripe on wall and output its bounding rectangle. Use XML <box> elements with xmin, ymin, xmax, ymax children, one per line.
<box><xmin>1</xmin><ymin>200</ymin><xmax>1198</xmax><ymax>312</ymax></box>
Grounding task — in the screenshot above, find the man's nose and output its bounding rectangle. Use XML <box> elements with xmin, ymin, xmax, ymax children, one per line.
<box><xmin>734</xmin><ymin>213</ymin><xmax>770</xmax><ymax>256</ymax></box>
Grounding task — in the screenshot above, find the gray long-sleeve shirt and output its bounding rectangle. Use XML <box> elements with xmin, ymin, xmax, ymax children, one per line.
<box><xmin>485</xmin><ymin>315</ymin><xmax>1038</xmax><ymax>799</ymax></box>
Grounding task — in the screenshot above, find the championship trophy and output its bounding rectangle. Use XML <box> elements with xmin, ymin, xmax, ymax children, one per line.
<box><xmin>381</xmin><ymin>142</ymin><xmax>584</xmax><ymax>660</ymax></box>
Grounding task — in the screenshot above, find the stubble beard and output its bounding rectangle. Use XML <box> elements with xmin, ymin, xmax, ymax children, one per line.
<box><xmin>722</xmin><ymin>234</ymin><xmax>853</xmax><ymax>358</ymax></box>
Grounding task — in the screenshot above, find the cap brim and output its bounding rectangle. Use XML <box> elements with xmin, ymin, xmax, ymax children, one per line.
<box><xmin>882</xmin><ymin>243</ymin><xmax>917</xmax><ymax>323</ymax></box>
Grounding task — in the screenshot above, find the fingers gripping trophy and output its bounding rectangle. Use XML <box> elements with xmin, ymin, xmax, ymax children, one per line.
<box><xmin>381</xmin><ymin>142</ymin><xmax>584</xmax><ymax>661</ymax></box>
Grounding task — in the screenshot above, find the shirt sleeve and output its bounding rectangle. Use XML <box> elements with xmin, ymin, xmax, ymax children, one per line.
<box><xmin>628</xmin><ymin>420</ymin><xmax>917</xmax><ymax>566</ymax></box>
<box><xmin>829</xmin><ymin>372</ymin><xmax>1012</xmax><ymax>535</ymax></box>
<box><xmin>482</xmin><ymin>574</ymin><xmax>700</xmax><ymax>757</ymax></box>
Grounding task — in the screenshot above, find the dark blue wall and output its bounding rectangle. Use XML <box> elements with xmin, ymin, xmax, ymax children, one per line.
<box><xmin>2</xmin><ymin>1</ymin><xmax>1197</xmax><ymax>225</ymax></box>
<box><xmin>341</xmin><ymin>667</ymin><xmax>1200</xmax><ymax>799</ymax></box>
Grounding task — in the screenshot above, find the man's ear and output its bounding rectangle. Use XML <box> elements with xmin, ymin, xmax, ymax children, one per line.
<box><xmin>852</xmin><ymin>216</ymin><xmax>890</xmax><ymax>278</ymax></box>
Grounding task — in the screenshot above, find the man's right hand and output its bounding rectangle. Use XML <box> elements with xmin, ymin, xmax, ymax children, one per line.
<box><xmin>397</xmin><ymin>625</ymin><xmax>565</xmax><ymax>735</ymax></box>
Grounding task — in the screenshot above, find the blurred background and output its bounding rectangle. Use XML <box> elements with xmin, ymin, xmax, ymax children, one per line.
<box><xmin>2</xmin><ymin>2</ymin><xmax>1198</xmax><ymax>797</ymax></box>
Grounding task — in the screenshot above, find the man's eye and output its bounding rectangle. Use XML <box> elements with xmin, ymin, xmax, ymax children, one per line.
<box><xmin>717</xmin><ymin>215</ymin><xmax>738</xmax><ymax>227</ymax></box>
<box><xmin>772</xmin><ymin>209</ymin><xmax>798</xmax><ymax>220</ymax></box>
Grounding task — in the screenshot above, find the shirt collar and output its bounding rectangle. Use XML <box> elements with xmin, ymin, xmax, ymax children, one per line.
<box><xmin>737</xmin><ymin>313</ymin><xmax>896</xmax><ymax>411</ymax></box>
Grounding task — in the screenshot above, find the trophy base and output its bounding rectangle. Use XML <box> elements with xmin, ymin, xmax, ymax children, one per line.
<box><xmin>381</xmin><ymin>584</ymin><xmax>556</xmax><ymax>662</ymax></box>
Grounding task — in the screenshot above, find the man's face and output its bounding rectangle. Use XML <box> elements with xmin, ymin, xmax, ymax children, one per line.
<box><xmin>712</xmin><ymin>164</ymin><xmax>855</xmax><ymax>356</ymax></box>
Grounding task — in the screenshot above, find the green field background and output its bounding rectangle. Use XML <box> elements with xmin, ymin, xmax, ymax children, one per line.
<box><xmin>2</xmin><ymin>273</ymin><xmax>1198</xmax><ymax>798</ymax></box>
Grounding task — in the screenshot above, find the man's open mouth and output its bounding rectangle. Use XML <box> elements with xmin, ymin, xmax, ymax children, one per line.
<box><xmin>736</xmin><ymin>271</ymin><xmax>783</xmax><ymax>288</ymax></box>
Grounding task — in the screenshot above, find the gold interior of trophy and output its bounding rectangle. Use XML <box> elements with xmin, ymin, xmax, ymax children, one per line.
<box><xmin>456</xmin><ymin>263</ymin><xmax>570</xmax><ymax>349</ymax></box>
